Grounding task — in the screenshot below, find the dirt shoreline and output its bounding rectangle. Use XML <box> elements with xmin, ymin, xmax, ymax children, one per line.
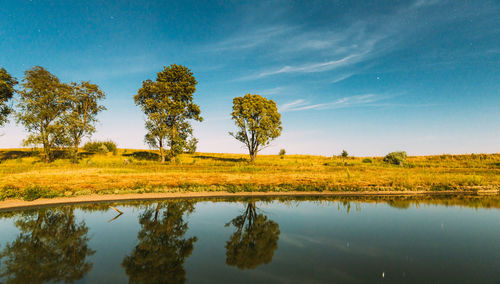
<box><xmin>0</xmin><ymin>190</ymin><xmax>498</xmax><ymax>210</ymax></box>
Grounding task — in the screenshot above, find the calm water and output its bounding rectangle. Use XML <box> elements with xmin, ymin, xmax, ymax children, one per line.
<box><xmin>0</xmin><ymin>195</ymin><xmax>499</xmax><ymax>283</ymax></box>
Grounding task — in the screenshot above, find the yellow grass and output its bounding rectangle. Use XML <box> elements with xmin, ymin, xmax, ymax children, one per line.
<box><xmin>0</xmin><ymin>148</ymin><xmax>499</xmax><ymax>200</ymax></box>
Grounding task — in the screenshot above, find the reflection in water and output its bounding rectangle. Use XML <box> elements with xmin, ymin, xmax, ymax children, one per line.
<box><xmin>225</xmin><ymin>201</ymin><xmax>280</xmax><ymax>269</ymax></box>
<box><xmin>0</xmin><ymin>195</ymin><xmax>499</xmax><ymax>283</ymax></box>
<box><xmin>122</xmin><ymin>202</ymin><xmax>197</xmax><ymax>284</ymax></box>
<box><xmin>0</xmin><ymin>207</ymin><xmax>94</xmax><ymax>284</ymax></box>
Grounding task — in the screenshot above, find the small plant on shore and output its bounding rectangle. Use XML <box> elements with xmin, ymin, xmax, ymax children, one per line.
<box><xmin>279</xmin><ymin>149</ymin><xmax>286</xmax><ymax>159</ymax></box>
<box><xmin>384</xmin><ymin>151</ymin><xmax>407</xmax><ymax>165</ymax></box>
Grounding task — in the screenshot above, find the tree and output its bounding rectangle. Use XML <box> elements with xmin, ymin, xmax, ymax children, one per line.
<box><xmin>341</xmin><ymin>150</ymin><xmax>348</xmax><ymax>159</ymax></box>
<box><xmin>279</xmin><ymin>149</ymin><xmax>286</xmax><ymax>159</ymax></box>
<box><xmin>122</xmin><ymin>201</ymin><xmax>197</xmax><ymax>284</ymax></box>
<box><xmin>135</xmin><ymin>64</ymin><xmax>202</xmax><ymax>163</ymax></box>
<box><xmin>64</xmin><ymin>81</ymin><xmax>106</xmax><ymax>159</ymax></box>
<box><xmin>230</xmin><ymin>94</ymin><xmax>282</xmax><ymax>162</ymax></box>
<box><xmin>341</xmin><ymin>150</ymin><xmax>348</xmax><ymax>164</ymax></box>
<box><xmin>0</xmin><ymin>67</ymin><xmax>17</xmax><ymax>129</ymax></box>
<box><xmin>225</xmin><ymin>202</ymin><xmax>280</xmax><ymax>269</ymax></box>
<box><xmin>0</xmin><ymin>208</ymin><xmax>95</xmax><ymax>283</ymax></box>
<box><xmin>16</xmin><ymin>66</ymin><xmax>70</xmax><ymax>163</ymax></box>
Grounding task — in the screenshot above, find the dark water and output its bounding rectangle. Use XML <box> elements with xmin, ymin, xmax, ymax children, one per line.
<box><xmin>0</xmin><ymin>195</ymin><xmax>499</xmax><ymax>283</ymax></box>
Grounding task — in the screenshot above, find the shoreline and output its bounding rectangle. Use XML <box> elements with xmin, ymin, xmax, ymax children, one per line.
<box><xmin>0</xmin><ymin>189</ymin><xmax>498</xmax><ymax>210</ymax></box>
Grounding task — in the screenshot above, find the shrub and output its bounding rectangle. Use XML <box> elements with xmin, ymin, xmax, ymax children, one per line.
<box><xmin>362</xmin><ymin>158</ymin><xmax>373</xmax><ymax>163</ymax></box>
<box><xmin>84</xmin><ymin>140</ymin><xmax>117</xmax><ymax>155</ymax></box>
<box><xmin>102</xmin><ymin>141</ymin><xmax>118</xmax><ymax>154</ymax></box>
<box><xmin>384</xmin><ymin>151</ymin><xmax>407</xmax><ymax>165</ymax></box>
<box><xmin>279</xmin><ymin>149</ymin><xmax>286</xmax><ymax>158</ymax></box>
<box><xmin>341</xmin><ymin>150</ymin><xmax>348</xmax><ymax>159</ymax></box>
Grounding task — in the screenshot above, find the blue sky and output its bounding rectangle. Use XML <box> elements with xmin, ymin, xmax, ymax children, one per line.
<box><xmin>0</xmin><ymin>0</ymin><xmax>499</xmax><ymax>156</ymax></box>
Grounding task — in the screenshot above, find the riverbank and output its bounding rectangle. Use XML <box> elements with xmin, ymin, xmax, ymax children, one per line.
<box><xmin>1</xmin><ymin>189</ymin><xmax>499</xmax><ymax>210</ymax></box>
<box><xmin>1</xmin><ymin>149</ymin><xmax>499</xmax><ymax>204</ymax></box>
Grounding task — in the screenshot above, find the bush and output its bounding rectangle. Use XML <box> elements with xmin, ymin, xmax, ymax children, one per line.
<box><xmin>383</xmin><ymin>151</ymin><xmax>407</xmax><ymax>165</ymax></box>
<box><xmin>279</xmin><ymin>149</ymin><xmax>286</xmax><ymax>158</ymax></box>
<box><xmin>362</xmin><ymin>158</ymin><xmax>373</xmax><ymax>163</ymax></box>
<box><xmin>102</xmin><ymin>141</ymin><xmax>117</xmax><ymax>154</ymax></box>
<box><xmin>341</xmin><ymin>150</ymin><xmax>348</xmax><ymax>159</ymax></box>
<box><xmin>84</xmin><ymin>140</ymin><xmax>117</xmax><ymax>155</ymax></box>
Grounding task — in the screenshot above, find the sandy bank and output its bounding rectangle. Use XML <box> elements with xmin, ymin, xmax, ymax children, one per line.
<box><xmin>0</xmin><ymin>190</ymin><xmax>498</xmax><ymax>210</ymax></box>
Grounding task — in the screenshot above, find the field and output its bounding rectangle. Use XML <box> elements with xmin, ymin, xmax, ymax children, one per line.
<box><xmin>0</xmin><ymin>148</ymin><xmax>499</xmax><ymax>201</ymax></box>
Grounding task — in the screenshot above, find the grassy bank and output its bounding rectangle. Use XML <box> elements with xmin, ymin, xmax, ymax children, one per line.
<box><xmin>0</xmin><ymin>148</ymin><xmax>499</xmax><ymax>201</ymax></box>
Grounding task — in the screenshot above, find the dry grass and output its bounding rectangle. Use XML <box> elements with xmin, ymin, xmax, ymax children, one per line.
<box><xmin>0</xmin><ymin>148</ymin><xmax>499</xmax><ymax>200</ymax></box>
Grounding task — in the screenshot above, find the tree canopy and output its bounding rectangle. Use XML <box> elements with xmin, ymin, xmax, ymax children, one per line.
<box><xmin>135</xmin><ymin>64</ymin><xmax>202</xmax><ymax>163</ymax></box>
<box><xmin>15</xmin><ymin>66</ymin><xmax>105</xmax><ymax>162</ymax></box>
<box><xmin>0</xmin><ymin>68</ymin><xmax>17</xmax><ymax>128</ymax></box>
<box><xmin>64</xmin><ymin>81</ymin><xmax>106</xmax><ymax>158</ymax></box>
<box><xmin>230</xmin><ymin>94</ymin><xmax>282</xmax><ymax>161</ymax></box>
<box><xmin>16</xmin><ymin>66</ymin><xmax>70</xmax><ymax>162</ymax></box>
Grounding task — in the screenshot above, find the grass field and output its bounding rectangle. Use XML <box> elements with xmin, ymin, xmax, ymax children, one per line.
<box><xmin>0</xmin><ymin>148</ymin><xmax>499</xmax><ymax>201</ymax></box>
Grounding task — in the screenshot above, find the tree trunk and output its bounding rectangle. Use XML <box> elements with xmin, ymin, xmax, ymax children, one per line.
<box><xmin>249</xmin><ymin>150</ymin><xmax>257</xmax><ymax>162</ymax></box>
<box><xmin>73</xmin><ymin>137</ymin><xmax>80</xmax><ymax>162</ymax></box>
<box><xmin>159</xmin><ymin>140</ymin><xmax>165</xmax><ymax>163</ymax></box>
<box><xmin>44</xmin><ymin>144</ymin><xmax>50</xmax><ymax>163</ymax></box>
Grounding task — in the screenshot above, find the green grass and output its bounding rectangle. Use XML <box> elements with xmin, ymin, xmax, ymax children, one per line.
<box><xmin>0</xmin><ymin>148</ymin><xmax>499</xmax><ymax>201</ymax></box>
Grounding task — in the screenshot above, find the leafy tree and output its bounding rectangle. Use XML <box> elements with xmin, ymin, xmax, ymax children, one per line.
<box><xmin>341</xmin><ymin>150</ymin><xmax>348</xmax><ymax>164</ymax></box>
<box><xmin>0</xmin><ymin>67</ymin><xmax>17</xmax><ymax>128</ymax></box>
<box><xmin>65</xmin><ymin>81</ymin><xmax>106</xmax><ymax>159</ymax></box>
<box><xmin>135</xmin><ymin>64</ymin><xmax>202</xmax><ymax>163</ymax></box>
<box><xmin>122</xmin><ymin>201</ymin><xmax>197</xmax><ymax>284</ymax></box>
<box><xmin>225</xmin><ymin>202</ymin><xmax>280</xmax><ymax>269</ymax></box>
<box><xmin>0</xmin><ymin>208</ymin><xmax>95</xmax><ymax>284</ymax></box>
<box><xmin>230</xmin><ymin>94</ymin><xmax>282</xmax><ymax>162</ymax></box>
<box><xmin>341</xmin><ymin>150</ymin><xmax>348</xmax><ymax>159</ymax></box>
<box><xmin>279</xmin><ymin>148</ymin><xmax>286</xmax><ymax>159</ymax></box>
<box><xmin>16</xmin><ymin>66</ymin><xmax>70</xmax><ymax>162</ymax></box>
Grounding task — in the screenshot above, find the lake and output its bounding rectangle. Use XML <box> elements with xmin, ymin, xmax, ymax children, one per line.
<box><xmin>0</xmin><ymin>195</ymin><xmax>499</xmax><ymax>283</ymax></box>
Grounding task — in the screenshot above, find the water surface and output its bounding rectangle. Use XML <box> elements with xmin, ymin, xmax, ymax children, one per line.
<box><xmin>0</xmin><ymin>195</ymin><xmax>499</xmax><ymax>283</ymax></box>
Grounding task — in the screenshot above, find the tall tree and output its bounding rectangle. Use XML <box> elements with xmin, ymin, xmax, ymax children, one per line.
<box><xmin>122</xmin><ymin>201</ymin><xmax>197</xmax><ymax>284</ymax></box>
<box><xmin>230</xmin><ymin>94</ymin><xmax>282</xmax><ymax>162</ymax></box>
<box><xmin>225</xmin><ymin>202</ymin><xmax>280</xmax><ymax>269</ymax></box>
<box><xmin>65</xmin><ymin>81</ymin><xmax>106</xmax><ymax>158</ymax></box>
<box><xmin>135</xmin><ymin>64</ymin><xmax>202</xmax><ymax>163</ymax></box>
<box><xmin>0</xmin><ymin>208</ymin><xmax>95</xmax><ymax>284</ymax></box>
<box><xmin>0</xmin><ymin>67</ymin><xmax>17</xmax><ymax>128</ymax></box>
<box><xmin>16</xmin><ymin>66</ymin><xmax>70</xmax><ymax>162</ymax></box>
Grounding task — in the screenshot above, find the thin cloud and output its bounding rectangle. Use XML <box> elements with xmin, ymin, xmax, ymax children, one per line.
<box><xmin>205</xmin><ymin>25</ymin><xmax>296</xmax><ymax>52</ymax></box>
<box><xmin>279</xmin><ymin>94</ymin><xmax>382</xmax><ymax>112</ymax></box>
<box><xmin>331</xmin><ymin>72</ymin><xmax>355</xmax><ymax>84</ymax></box>
<box><xmin>258</xmin><ymin>54</ymin><xmax>362</xmax><ymax>77</ymax></box>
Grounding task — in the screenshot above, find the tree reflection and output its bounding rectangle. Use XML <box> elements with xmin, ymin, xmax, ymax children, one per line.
<box><xmin>225</xmin><ymin>201</ymin><xmax>280</xmax><ymax>269</ymax></box>
<box><xmin>0</xmin><ymin>207</ymin><xmax>94</xmax><ymax>284</ymax></box>
<box><xmin>122</xmin><ymin>201</ymin><xmax>197</xmax><ymax>284</ymax></box>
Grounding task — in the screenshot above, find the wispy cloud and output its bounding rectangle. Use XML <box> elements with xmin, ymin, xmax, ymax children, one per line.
<box><xmin>205</xmin><ymin>25</ymin><xmax>296</xmax><ymax>52</ymax></box>
<box><xmin>279</xmin><ymin>94</ymin><xmax>382</xmax><ymax>112</ymax></box>
<box><xmin>412</xmin><ymin>0</ymin><xmax>444</xmax><ymax>8</ymax></box>
<box><xmin>256</xmin><ymin>86</ymin><xmax>285</xmax><ymax>96</ymax></box>
<box><xmin>208</xmin><ymin>0</ymin><xmax>493</xmax><ymax>82</ymax></box>
<box><xmin>258</xmin><ymin>54</ymin><xmax>362</xmax><ymax>77</ymax></box>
